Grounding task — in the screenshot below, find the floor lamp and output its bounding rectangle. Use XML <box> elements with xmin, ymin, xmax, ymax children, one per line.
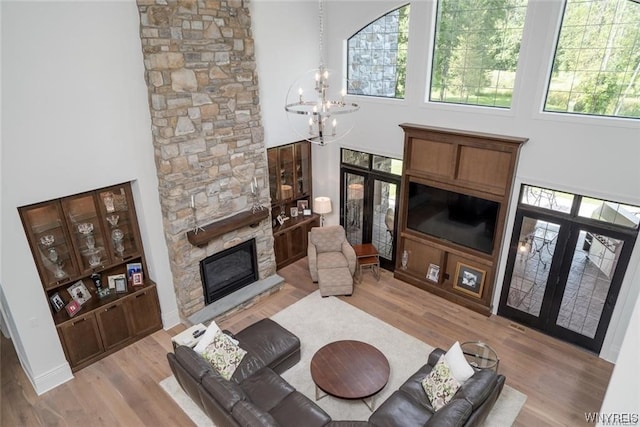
<box><xmin>313</xmin><ymin>196</ymin><xmax>332</xmax><ymax>226</ymax></box>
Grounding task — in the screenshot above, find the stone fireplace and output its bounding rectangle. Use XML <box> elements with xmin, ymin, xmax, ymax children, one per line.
<box><xmin>136</xmin><ymin>0</ymin><xmax>277</xmax><ymax>320</ymax></box>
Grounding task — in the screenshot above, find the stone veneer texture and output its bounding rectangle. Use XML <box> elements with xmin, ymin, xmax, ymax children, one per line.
<box><xmin>136</xmin><ymin>0</ymin><xmax>275</xmax><ymax>318</ymax></box>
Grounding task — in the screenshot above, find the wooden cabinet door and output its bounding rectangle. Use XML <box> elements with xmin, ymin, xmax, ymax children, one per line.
<box><xmin>126</xmin><ymin>287</ymin><xmax>162</xmax><ymax>337</ymax></box>
<box><xmin>273</xmin><ymin>232</ymin><xmax>290</xmax><ymax>270</ymax></box>
<box><xmin>294</xmin><ymin>141</ymin><xmax>311</xmax><ymax>199</ymax></box>
<box><xmin>289</xmin><ymin>225</ymin><xmax>307</xmax><ymax>261</ymax></box>
<box><xmin>96</xmin><ymin>184</ymin><xmax>143</xmax><ymax>263</ymax></box>
<box><xmin>58</xmin><ymin>313</ymin><xmax>104</xmax><ymax>368</ymax></box>
<box><xmin>278</xmin><ymin>144</ymin><xmax>295</xmax><ymax>201</ymax></box>
<box><xmin>268</xmin><ymin>147</ymin><xmax>280</xmax><ymax>202</ymax></box>
<box><xmin>95</xmin><ymin>299</ymin><xmax>132</xmax><ymax>351</ymax></box>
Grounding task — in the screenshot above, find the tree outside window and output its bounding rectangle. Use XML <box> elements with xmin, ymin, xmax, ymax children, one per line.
<box><xmin>544</xmin><ymin>0</ymin><xmax>640</xmax><ymax>119</ymax></box>
<box><xmin>430</xmin><ymin>0</ymin><xmax>528</xmax><ymax>108</ymax></box>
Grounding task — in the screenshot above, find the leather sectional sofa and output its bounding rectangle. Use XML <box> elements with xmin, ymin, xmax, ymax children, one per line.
<box><xmin>167</xmin><ymin>318</ymin><xmax>505</xmax><ymax>427</ymax></box>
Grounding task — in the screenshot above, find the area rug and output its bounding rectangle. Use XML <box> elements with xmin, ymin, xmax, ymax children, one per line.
<box><xmin>161</xmin><ymin>291</ymin><xmax>527</xmax><ymax>426</ymax></box>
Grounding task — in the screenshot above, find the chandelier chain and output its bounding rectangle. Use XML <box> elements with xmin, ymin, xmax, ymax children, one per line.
<box><xmin>318</xmin><ymin>0</ymin><xmax>324</xmax><ymax>69</ymax></box>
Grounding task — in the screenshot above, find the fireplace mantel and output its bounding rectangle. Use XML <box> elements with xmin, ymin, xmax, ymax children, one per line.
<box><xmin>187</xmin><ymin>209</ymin><xmax>270</xmax><ymax>247</ymax></box>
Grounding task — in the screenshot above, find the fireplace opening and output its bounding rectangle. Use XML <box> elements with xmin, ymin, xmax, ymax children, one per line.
<box><xmin>200</xmin><ymin>239</ymin><xmax>259</xmax><ymax>305</ymax></box>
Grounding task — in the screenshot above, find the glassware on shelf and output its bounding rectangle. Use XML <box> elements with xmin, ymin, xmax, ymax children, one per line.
<box><xmin>106</xmin><ymin>214</ymin><xmax>119</xmax><ymax>227</ymax></box>
<box><xmin>40</xmin><ymin>234</ymin><xmax>67</xmax><ymax>279</ymax></box>
<box><xmin>112</xmin><ymin>228</ymin><xmax>125</xmax><ymax>257</ymax></box>
<box><xmin>82</xmin><ymin>247</ymin><xmax>102</xmax><ymax>267</ymax></box>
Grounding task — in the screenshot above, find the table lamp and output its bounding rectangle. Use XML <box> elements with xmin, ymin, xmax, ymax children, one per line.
<box><xmin>313</xmin><ymin>196</ymin><xmax>332</xmax><ymax>226</ymax></box>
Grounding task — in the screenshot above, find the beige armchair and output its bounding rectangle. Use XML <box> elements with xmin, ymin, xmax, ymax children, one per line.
<box><xmin>308</xmin><ymin>225</ymin><xmax>357</xmax><ymax>296</ymax></box>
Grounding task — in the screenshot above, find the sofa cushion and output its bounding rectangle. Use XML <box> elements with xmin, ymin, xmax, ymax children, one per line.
<box><xmin>174</xmin><ymin>345</ymin><xmax>213</xmax><ymax>381</ymax></box>
<box><xmin>398</xmin><ymin>363</ymin><xmax>435</xmax><ymax>411</ymax></box>
<box><xmin>310</xmin><ymin>226</ymin><xmax>345</xmax><ymax>253</ymax></box>
<box><xmin>201</xmin><ymin>372</ymin><xmax>246</xmax><ymax>412</ymax></box>
<box><xmin>456</xmin><ymin>369</ymin><xmax>499</xmax><ymax>410</ymax></box>
<box><xmin>369</xmin><ymin>390</ymin><xmax>435</xmax><ymax>427</ymax></box>
<box><xmin>424</xmin><ymin>398</ymin><xmax>473</xmax><ymax>427</ymax></box>
<box><xmin>270</xmin><ymin>391</ymin><xmax>332</xmax><ymax>427</ymax></box>
<box><xmin>444</xmin><ymin>342</ymin><xmax>475</xmax><ymax>384</ymax></box>
<box><xmin>200</xmin><ymin>330</ymin><xmax>248</xmax><ymax>380</ymax></box>
<box><xmin>317</xmin><ymin>252</ymin><xmax>349</xmax><ymax>269</ymax></box>
<box><xmin>422</xmin><ymin>356</ymin><xmax>461</xmax><ymax>411</ymax></box>
<box><xmin>232</xmin><ymin>400</ymin><xmax>280</xmax><ymax>427</ymax></box>
<box><xmin>233</xmin><ymin>318</ymin><xmax>301</xmax><ymax>379</ymax></box>
<box><xmin>240</xmin><ymin>368</ymin><xmax>295</xmax><ymax>412</ymax></box>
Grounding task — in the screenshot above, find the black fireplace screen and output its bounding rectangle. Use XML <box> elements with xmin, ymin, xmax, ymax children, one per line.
<box><xmin>200</xmin><ymin>238</ymin><xmax>258</xmax><ymax>305</ymax></box>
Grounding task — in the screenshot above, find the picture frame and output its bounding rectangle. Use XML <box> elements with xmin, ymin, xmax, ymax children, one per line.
<box><xmin>50</xmin><ymin>292</ymin><xmax>65</xmax><ymax>312</ymax></box>
<box><xmin>290</xmin><ymin>207</ymin><xmax>298</xmax><ymax>218</ymax></box>
<box><xmin>126</xmin><ymin>262</ymin><xmax>143</xmax><ymax>287</ymax></box>
<box><xmin>276</xmin><ymin>214</ymin><xmax>286</xmax><ymax>226</ymax></box>
<box><xmin>107</xmin><ymin>273</ymin><xmax>126</xmax><ymax>290</ymax></box>
<box><xmin>67</xmin><ymin>280</ymin><xmax>91</xmax><ymax>305</ymax></box>
<box><xmin>453</xmin><ymin>262</ymin><xmax>486</xmax><ymax>298</ymax></box>
<box><xmin>297</xmin><ymin>200</ymin><xmax>308</xmax><ymax>213</ymax></box>
<box><xmin>426</xmin><ymin>263</ymin><xmax>441</xmax><ymax>284</ymax></box>
<box><xmin>114</xmin><ymin>276</ymin><xmax>127</xmax><ymax>293</ymax></box>
<box><xmin>303</xmin><ymin>209</ymin><xmax>312</xmax><ymax>216</ymax></box>
<box><xmin>65</xmin><ymin>300</ymin><xmax>81</xmax><ymax>317</ymax></box>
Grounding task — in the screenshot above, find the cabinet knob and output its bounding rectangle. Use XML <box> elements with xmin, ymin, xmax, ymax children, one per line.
<box><xmin>135</xmin><ymin>292</ymin><xmax>147</xmax><ymax>299</ymax></box>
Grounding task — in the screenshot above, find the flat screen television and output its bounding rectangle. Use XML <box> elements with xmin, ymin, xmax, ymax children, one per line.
<box><xmin>406</xmin><ymin>182</ymin><xmax>499</xmax><ymax>254</ymax></box>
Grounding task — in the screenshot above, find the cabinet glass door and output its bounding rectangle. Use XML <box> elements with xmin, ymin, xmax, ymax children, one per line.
<box><xmin>63</xmin><ymin>194</ymin><xmax>110</xmax><ymax>272</ymax></box>
<box><xmin>279</xmin><ymin>145</ymin><xmax>295</xmax><ymax>201</ymax></box>
<box><xmin>268</xmin><ymin>148</ymin><xmax>279</xmax><ymax>202</ymax></box>
<box><xmin>294</xmin><ymin>142</ymin><xmax>311</xmax><ymax>198</ymax></box>
<box><xmin>344</xmin><ymin>172</ymin><xmax>365</xmax><ymax>244</ymax></box>
<box><xmin>97</xmin><ymin>185</ymin><xmax>141</xmax><ymax>261</ymax></box>
<box><xmin>20</xmin><ymin>202</ymin><xmax>79</xmax><ymax>288</ymax></box>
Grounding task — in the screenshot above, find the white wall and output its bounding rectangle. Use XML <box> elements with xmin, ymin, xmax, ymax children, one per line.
<box><xmin>1</xmin><ymin>1</ymin><xmax>178</xmax><ymax>394</ymax></box>
<box><xmin>252</xmin><ymin>0</ymin><xmax>640</xmax><ymax>364</ymax></box>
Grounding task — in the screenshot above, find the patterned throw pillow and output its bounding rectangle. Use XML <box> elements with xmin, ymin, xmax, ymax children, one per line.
<box><xmin>421</xmin><ymin>356</ymin><xmax>462</xmax><ymax>411</ymax></box>
<box><xmin>200</xmin><ymin>330</ymin><xmax>247</xmax><ymax>380</ymax></box>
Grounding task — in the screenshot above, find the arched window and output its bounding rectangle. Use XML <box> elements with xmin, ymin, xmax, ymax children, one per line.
<box><xmin>347</xmin><ymin>5</ymin><xmax>410</xmax><ymax>99</ymax></box>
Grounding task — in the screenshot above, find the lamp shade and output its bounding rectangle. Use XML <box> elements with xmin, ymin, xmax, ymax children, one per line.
<box><xmin>313</xmin><ymin>196</ymin><xmax>332</xmax><ymax>215</ymax></box>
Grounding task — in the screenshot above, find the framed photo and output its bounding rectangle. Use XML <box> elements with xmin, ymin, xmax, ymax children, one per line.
<box><xmin>67</xmin><ymin>280</ymin><xmax>91</xmax><ymax>305</ymax></box>
<box><xmin>426</xmin><ymin>263</ymin><xmax>440</xmax><ymax>284</ymax></box>
<box><xmin>126</xmin><ymin>262</ymin><xmax>143</xmax><ymax>287</ymax></box>
<box><xmin>453</xmin><ymin>262</ymin><xmax>486</xmax><ymax>298</ymax></box>
<box><xmin>65</xmin><ymin>300</ymin><xmax>81</xmax><ymax>318</ymax></box>
<box><xmin>114</xmin><ymin>276</ymin><xmax>127</xmax><ymax>293</ymax></box>
<box><xmin>303</xmin><ymin>209</ymin><xmax>312</xmax><ymax>216</ymax></box>
<box><xmin>297</xmin><ymin>200</ymin><xmax>308</xmax><ymax>213</ymax></box>
<box><xmin>50</xmin><ymin>292</ymin><xmax>65</xmax><ymax>312</ymax></box>
<box><xmin>276</xmin><ymin>214</ymin><xmax>286</xmax><ymax>226</ymax></box>
<box><xmin>107</xmin><ymin>273</ymin><xmax>126</xmax><ymax>290</ymax></box>
<box><xmin>290</xmin><ymin>207</ymin><xmax>298</xmax><ymax>218</ymax></box>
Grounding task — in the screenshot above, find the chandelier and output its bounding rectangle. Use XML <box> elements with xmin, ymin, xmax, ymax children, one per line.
<box><xmin>284</xmin><ymin>0</ymin><xmax>359</xmax><ymax>146</ymax></box>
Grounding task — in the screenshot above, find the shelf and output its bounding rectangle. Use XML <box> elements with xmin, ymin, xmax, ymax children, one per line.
<box><xmin>186</xmin><ymin>209</ymin><xmax>270</xmax><ymax>247</ymax></box>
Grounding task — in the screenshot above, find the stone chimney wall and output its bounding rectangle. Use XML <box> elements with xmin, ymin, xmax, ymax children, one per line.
<box><xmin>136</xmin><ymin>0</ymin><xmax>275</xmax><ymax>318</ymax></box>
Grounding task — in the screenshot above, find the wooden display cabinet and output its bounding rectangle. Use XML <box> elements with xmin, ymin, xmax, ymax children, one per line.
<box><xmin>267</xmin><ymin>140</ymin><xmax>315</xmax><ymax>269</ymax></box>
<box><xmin>395</xmin><ymin>124</ymin><xmax>527</xmax><ymax>315</ymax></box>
<box><xmin>19</xmin><ymin>182</ymin><xmax>162</xmax><ymax>371</ymax></box>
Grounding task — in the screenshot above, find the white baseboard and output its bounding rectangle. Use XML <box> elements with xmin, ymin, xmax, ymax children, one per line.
<box><xmin>162</xmin><ymin>308</ymin><xmax>181</xmax><ymax>330</ymax></box>
<box><xmin>31</xmin><ymin>362</ymin><xmax>74</xmax><ymax>395</ymax></box>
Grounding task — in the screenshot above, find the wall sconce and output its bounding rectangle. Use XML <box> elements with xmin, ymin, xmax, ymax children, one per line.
<box><xmin>313</xmin><ymin>196</ymin><xmax>332</xmax><ymax>226</ymax></box>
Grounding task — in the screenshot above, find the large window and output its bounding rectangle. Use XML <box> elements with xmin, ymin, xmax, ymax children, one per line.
<box><xmin>430</xmin><ymin>0</ymin><xmax>528</xmax><ymax>108</ymax></box>
<box><xmin>544</xmin><ymin>0</ymin><xmax>640</xmax><ymax>119</ymax></box>
<box><xmin>347</xmin><ymin>5</ymin><xmax>410</xmax><ymax>99</ymax></box>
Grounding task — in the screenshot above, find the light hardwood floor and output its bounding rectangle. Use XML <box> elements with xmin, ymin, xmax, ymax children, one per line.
<box><xmin>1</xmin><ymin>258</ymin><xmax>613</xmax><ymax>426</ymax></box>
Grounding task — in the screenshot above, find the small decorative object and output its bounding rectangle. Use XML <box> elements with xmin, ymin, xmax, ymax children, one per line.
<box><xmin>49</xmin><ymin>292</ymin><xmax>65</xmax><ymax>312</ymax></box>
<box><xmin>106</xmin><ymin>214</ymin><xmax>119</xmax><ymax>227</ymax></box>
<box><xmin>290</xmin><ymin>207</ymin><xmax>298</xmax><ymax>218</ymax></box>
<box><xmin>453</xmin><ymin>262</ymin><xmax>486</xmax><ymax>298</ymax></box>
<box><xmin>40</xmin><ymin>234</ymin><xmax>66</xmax><ymax>279</ymax></box>
<box><xmin>401</xmin><ymin>250</ymin><xmax>409</xmax><ymax>270</ymax></box>
<box><xmin>67</xmin><ymin>280</ymin><xmax>91</xmax><ymax>305</ymax></box>
<box><xmin>102</xmin><ymin>192</ymin><xmax>115</xmax><ymax>212</ymax></box>
<box><xmin>276</xmin><ymin>214</ymin><xmax>288</xmax><ymax>226</ymax></box>
<box><xmin>127</xmin><ymin>262</ymin><xmax>144</xmax><ymax>287</ymax></box>
<box><xmin>426</xmin><ymin>263</ymin><xmax>441</xmax><ymax>283</ymax></box>
<box><xmin>250</xmin><ymin>177</ymin><xmax>266</xmax><ymax>214</ymax></box>
<box><xmin>91</xmin><ymin>273</ymin><xmax>110</xmax><ymax>298</ymax></box>
<box><xmin>65</xmin><ymin>300</ymin><xmax>81</xmax><ymax>317</ymax></box>
<box><xmin>297</xmin><ymin>200</ymin><xmax>309</xmax><ymax>212</ymax></box>
<box><xmin>112</xmin><ymin>228</ymin><xmax>125</xmax><ymax>257</ymax></box>
<box><xmin>303</xmin><ymin>208</ymin><xmax>312</xmax><ymax>216</ymax></box>
<box><xmin>190</xmin><ymin>193</ymin><xmax>205</xmax><ymax>235</ymax></box>
<box><xmin>107</xmin><ymin>273</ymin><xmax>126</xmax><ymax>290</ymax></box>
<box><xmin>81</xmin><ymin>247</ymin><xmax>102</xmax><ymax>267</ymax></box>
<box><xmin>114</xmin><ymin>276</ymin><xmax>127</xmax><ymax>293</ymax></box>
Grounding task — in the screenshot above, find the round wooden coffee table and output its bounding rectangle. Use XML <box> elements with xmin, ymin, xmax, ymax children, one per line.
<box><xmin>310</xmin><ymin>340</ymin><xmax>390</xmax><ymax>411</ymax></box>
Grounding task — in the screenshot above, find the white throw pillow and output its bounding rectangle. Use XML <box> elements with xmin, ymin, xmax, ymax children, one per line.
<box><xmin>444</xmin><ymin>341</ymin><xmax>475</xmax><ymax>384</ymax></box>
<box><xmin>193</xmin><ymin>320</ymin><xmax>222</xmax><ymax>353</ymax></box>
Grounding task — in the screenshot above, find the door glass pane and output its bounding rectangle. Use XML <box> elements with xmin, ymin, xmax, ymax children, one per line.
<box><xmin>506</xmin><ymin>217</ymin><xmax>560</xmax><ymax>316</ymax></box>
<box><xmin>520</xmin><ymin>185</ymin><xmax>573</xmax><ymax>213</ymax></box>
<box><xmin>372</xmin><ymin>156</ymin><xmax>403</xmax><ymax>175</ymax></box>
<box><xmin>342</xmin><ymin>149</ymin><xmax>369</xmax><ymax>168</ymax></box>
<box><xmin>345</xmin><ymin>173</ymin><xmax>364</xmax><ymax>244</ymax></box>
<box><xmin>371</xmin><ymin>180</ymin><xmax>397</xmax><ymax>261</ymax></box>
<box><xmin>556</xmin><ymin>230</ymin><xmax>623</xmax><ymax>338</ymax></box>
<box><xmin>578</xmin><ymin>198</ymin><xmax>640</xmax><ymax>229</ymax></box>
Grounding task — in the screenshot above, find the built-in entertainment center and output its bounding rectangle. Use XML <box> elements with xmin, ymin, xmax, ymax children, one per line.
<box><xmin>395</xmin><ymin>124</ymin><xmax>527</xmax><ymax>315</ymax></box>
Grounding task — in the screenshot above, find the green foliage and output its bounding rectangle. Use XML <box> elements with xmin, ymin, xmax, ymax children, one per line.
<box><xmin>395</xmin><ymin>5</ymin><xmax>410</xmax><ymax>99</ymax></box>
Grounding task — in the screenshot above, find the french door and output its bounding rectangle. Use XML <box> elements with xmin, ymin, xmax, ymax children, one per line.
<box><xmin>340</xmin><ymin>150</ymin><xmax>402</xmax><ymax>271</ymax></box>
<box><xmin>498</xmin><ymin>186</ymin><xmax>638</xmax><ymax>353</ymax></box>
